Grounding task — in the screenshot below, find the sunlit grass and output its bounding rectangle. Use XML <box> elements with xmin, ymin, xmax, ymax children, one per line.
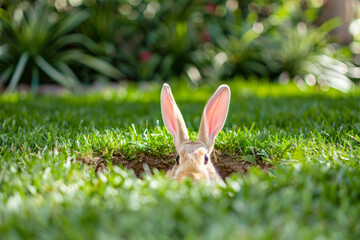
<box><xmin>1</xmin><ymin>81</ymin><xmax>360</xmax><ymax>239</ymax></box>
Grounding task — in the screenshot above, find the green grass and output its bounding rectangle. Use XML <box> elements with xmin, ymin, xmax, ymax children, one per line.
<box><xmin>1</xmin><ymin>81</ymin><xmax>360</xmax><ymax>239</ymax></box>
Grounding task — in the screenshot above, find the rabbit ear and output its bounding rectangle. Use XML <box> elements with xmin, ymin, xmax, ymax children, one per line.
<box><xmin>197</xmin><ymin>84</ymin><xmax>231</xmax><ymax>152</ymax></box>
<box><xmin>161</xmin><ymin>83</ymin><xmax>189</xmax><ymax>151</ymax></box>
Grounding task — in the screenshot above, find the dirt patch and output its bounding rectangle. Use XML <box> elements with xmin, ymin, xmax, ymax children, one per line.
<box><xmin>76</xmin><ymin>156</ymin><xmax>108</xmax><ymax>173</ymax></box>
<box><xmin>213</xmin><ymin>154</ymin><xmax>272</xmax><ymax>179</ymax></box>
<box><xmin>77</xmin><ymin>151</ymin><xmax>273</xmax><ymax>179</ymax></box>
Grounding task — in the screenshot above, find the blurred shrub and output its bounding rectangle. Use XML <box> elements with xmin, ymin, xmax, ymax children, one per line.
<box><xmin>0</xmin><ymin>0</ymin><xmax>358</xmax><ymax>92</ymax></box>
<box><xmin>0</xmin><ymin>1</ymin><xmax>122</xmax><ymax>91</ymax></box>
<box><xmin>261</xmin><ymin>18</ymin><xmax>355</xmax><ymax>91</ymax></box>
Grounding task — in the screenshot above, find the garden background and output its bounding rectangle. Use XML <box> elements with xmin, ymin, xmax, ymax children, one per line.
<box><xmin>1</xmin><ymin>0</ymin><xmax>360</xmax><ymax>91</ymax></box>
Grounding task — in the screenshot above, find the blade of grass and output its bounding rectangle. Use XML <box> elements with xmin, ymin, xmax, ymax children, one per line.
<box><xmin>65</xmin><ymin>51</ymin><xmax>123</xmax><ymax>79</ymax></box>
<box><xmin>52</xmin><ymin>11</ymin><xmax>90</xmax><ymax>39</ymax></box>
<box><xmin>35</xmin><ymin>55</ymin><xmax>76</xmax><ymax>89</ymax></box>
<box><xmin>51</xmin><ymin>34</ymin><xmax>102</xmax><ymax>55</ymax></box>
<box><xmin>57</xmin><ymin>62</ymin><xmax>81</xmax><ymax>83</ymax></box>
<box><xmin>6</xmin><ymin>52</ymin><xmax>29</xmax><ymax>92</ymax></box>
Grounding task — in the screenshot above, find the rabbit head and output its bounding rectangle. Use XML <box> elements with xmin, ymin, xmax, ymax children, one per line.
<box><xmin>160</xmin><ymin>83</ymin><xmax>231</xmax><ymax>184</ymax></box>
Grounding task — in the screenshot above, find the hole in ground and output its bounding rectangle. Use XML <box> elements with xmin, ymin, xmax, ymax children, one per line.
<box><xmin>77</xmin><ymin>150</ymin><xmax>273</xmax><ymax>179</ymax></box>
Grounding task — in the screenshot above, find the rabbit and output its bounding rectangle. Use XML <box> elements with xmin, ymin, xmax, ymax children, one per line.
<box><xmin>160</xmin><ymin>83</ymin><xmax>231</xmax><ymax>184</ymax></box>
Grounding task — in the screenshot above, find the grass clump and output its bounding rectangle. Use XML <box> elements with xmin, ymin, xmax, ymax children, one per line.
<box><xmin>1</xmin><ymin>81</ymin><xmax>360</xmax><ymax>239</ymax></box>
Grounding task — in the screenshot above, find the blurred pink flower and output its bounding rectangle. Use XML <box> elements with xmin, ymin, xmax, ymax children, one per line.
<box><xmin>201</xmin><ymin>31</ymin><xmax>212</xmax><ymax>42</ymax></box>
<box><xmin>205</xmin><ymin>2</ymin><xmax>217</xmax><ymax>14</ymax></box>
<box><xmin>140</xmin><ymin>50</ymin><xmax>152</xmax><ymax>62</ymax></box>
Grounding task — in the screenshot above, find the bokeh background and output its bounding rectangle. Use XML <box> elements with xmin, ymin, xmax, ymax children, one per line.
<box><xmin>1</xmin><ymin>0</ymin><xmax>360</xmax><ymax>92</ymax></box>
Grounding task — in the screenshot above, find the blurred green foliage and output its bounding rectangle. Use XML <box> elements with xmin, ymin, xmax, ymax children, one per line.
<box><xmin>0</xmin><ymin>0</ymin><xmax>358</xmax><ymax>91</ymax></box>
<box><xmin>0</xmin><ymin>1</ymin><xmax>122</xmax><ymax>92</ymax></box>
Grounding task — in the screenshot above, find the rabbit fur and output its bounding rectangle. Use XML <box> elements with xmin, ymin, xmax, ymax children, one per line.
<box><xmin>160</xmin><ymin>83</ymin><xmax>231</xmax><ymax>184</ymax></box>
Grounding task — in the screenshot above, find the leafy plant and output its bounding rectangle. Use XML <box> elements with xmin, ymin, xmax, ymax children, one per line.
<box><xmin>0</xmin><ymin>2</ymin><xmax>123</xmax><ymax>92</ymax></box>
<box><xmin>112</xmin><ymin>0</ymin><xmax>212</xmax><ymax>81</ymax></box>
<box><xmin>0</xmin><ymin>0</ymin><xmax>356</xmax><ymax>91</ymax></box>
<box><xmin>261</xmin><ymin>18</ymin><xmax>355</xmax><ymax>91</ymax></box>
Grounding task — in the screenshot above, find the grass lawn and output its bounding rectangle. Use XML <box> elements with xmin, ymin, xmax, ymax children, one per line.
<box><xmin>1</xmin><ymin>81</ymin><xmax>360</xmax><ymax>239</ymax></box>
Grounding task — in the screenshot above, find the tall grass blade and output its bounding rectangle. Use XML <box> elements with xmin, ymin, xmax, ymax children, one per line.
<box><xmin>53</xmin><ymin>11</ymin><xmax>90</xmax><ymax>39</ymax></box>
<box><xmin>7</xmin><ymin>52</ymin><xmax>29</xmax><ymax>92</ymax></box>
<box><xmin>68</xmin><ymin>52</ymin><xmax>123</xmax><ymax>79</ymax></box>
<box><xmin>35</xmin><ymin>55</ymin><xmax>76</xmax><ymax>89</ymax></box>
<box><xmin>51</xmin><ymin>34</ymin><xmax>102</xmax><ymax>55</ymax></box>
<box><xmin>57</xmin><ymin>63</ymin><xmax>80</xmax><ymax>83</ymax></box>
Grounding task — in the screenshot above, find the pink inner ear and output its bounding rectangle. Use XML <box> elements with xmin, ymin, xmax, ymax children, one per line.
<box><xmin>206</xmin><ymin>89</ymin><xmax>230</xmax><ymax>138</ymax></box>
<box><xmin>161</xmin><ymin>88</ymin><xmax>177</xmax><ymax>136</ymax></box>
